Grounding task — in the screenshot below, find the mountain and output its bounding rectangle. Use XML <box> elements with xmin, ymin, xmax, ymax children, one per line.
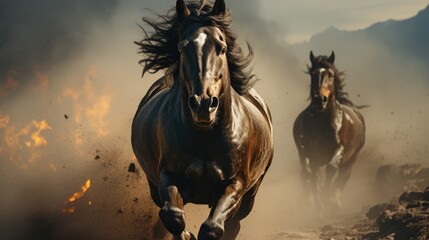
<box><xmin>291</xmin><ymin>4</ymin><xmax>429</xmax><ymax>69</ymax></box>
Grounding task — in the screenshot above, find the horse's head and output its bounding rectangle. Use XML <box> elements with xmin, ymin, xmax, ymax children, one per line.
<box><xmin>308</xmin><ymin>51</ymin><xmax>336</xmax><ymax>111</ymax></box>
<box><xmin>176</xmin><ymin>0</ymin><xmax>229</xmax><ymax>127</ymax></box>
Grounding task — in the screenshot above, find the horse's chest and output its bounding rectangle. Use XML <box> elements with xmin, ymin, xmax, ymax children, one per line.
<box><xmin>180</xmin><ymin>157</ymin><xmax>232</xmax><ymax>204</ymax></box>
<box><xmin>301</xmin><ymin>118</ymin><xmax>338</xmax><ymax>156</ymax></box>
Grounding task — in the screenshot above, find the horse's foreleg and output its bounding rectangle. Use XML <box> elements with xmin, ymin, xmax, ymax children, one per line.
<box><xmin>198</xmin><ymin>178</ymin><xmax>244</xmax><ymax>240</ymax></box>
<box><xmin>331</xmin><ymin>153</ymin><xmax>359</xmax><ymax>208</ymax></box>
<box><xmin>300</xmin><ymin>157</ymin><xmax>312</xmax><ymax>201</ymax></box>
<box><xmin>158</xmin><ymin>170</ymin><xmax>195</xmax><ymax>240</ymax></box>
<box><xmin>324</xmin><ymin>146</ymin><xmax>344</xmax><ymax>202</ymax></box>
<box><xmin>310</xmin><ymin>167</ymin><xmax>323</xmax><ymax>217</ymax></box>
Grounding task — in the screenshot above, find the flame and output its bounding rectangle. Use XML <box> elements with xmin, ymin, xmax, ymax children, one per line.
<box><xmin>1</xmin><ymin>117</ymin><xmax>52</xmax><ymax>168</ymax></box>
<box><xmin>62</xmin><ymin>179</ymin><xmax>91</xmax><ymax>214</ymax></box>
<box><xmin>58</xmin><ymin>67</ymin><xmax>111</xmax><ymax>145</ymax></box>
<box><xmin>68</xmin><ymin>179</ymin><xmax>91</xmax><ymax>202</ymax></box>
<box><xmin>34</xmin><ymin>66</ymin><xmax>49</xmax><ymax>92</ymax></box>
<box><xmin>24</xmin><ymin>120</ymin><xmax>51</xmax><ymax>147</ymax></box>
<box><xmin>4</xmin><ymin>120</ymin><xmax>51</xmax><ymax>148</ymax></box>
<box><xmin>0</xmin><ymin>70</ymin><xmax>20</xmax><ymax>97</ymax></box>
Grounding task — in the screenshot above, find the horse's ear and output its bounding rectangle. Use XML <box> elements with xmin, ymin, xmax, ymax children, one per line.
<box><xmin>310</xmin><ymin>51</ymin><xmax>316</xmax><ymax>65</ymax></box>
<box><xmin>328</xmin><ymin>51</ymin><xmax>335</xmax><ymax>64</ymax></box>
<box><xmin>211</xmin><ymin>0</ymin><xmax>226</xmax><ymax>16</ymax></box>
<box><xmin>176</xmin><ymin>0</ymin><xmax>191</xmax><ymax>21</ymax></box>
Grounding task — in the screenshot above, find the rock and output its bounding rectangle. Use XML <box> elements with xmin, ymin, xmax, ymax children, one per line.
<box><xmin>371</xmin><ymin>185</ymin><xmax>429</xmax><ymax>239</ymax></box>
<box><xmin>399</xmin><ymin>191</ymin><xmax>424</xmax><ymax>205</ymax></box>
<box><xmin>128</xmin><ymin>163</ymin><xmax>136</xmax><ymax>173</ymax></box>
<box><xmin>376</xmin><ymin>210</ymin><xmax>395</xmax><ymax>233</ymax></box>
<box><xmin>366</xmin><ymin>203</ymin><xmax>397</xmax><ymax>220</ymax></box>
<box><xmin>423</xmin><ymin>186</ymin><xmax>429</xmax><ymax>201</ymax></box>
<box><xmin>406</xmin><ymin>200</ymin><xmax>429</xmax><ymax>210</ymax></box>
<box><xmin>118</xmin><ymin>207</ymin><xmax>124</xmax><ymax>214</ymax></box>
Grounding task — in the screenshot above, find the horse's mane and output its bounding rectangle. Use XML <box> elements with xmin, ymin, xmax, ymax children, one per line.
<box><xmin>307</xmin><ymin>55</ymin><xmax>358</xmax><ymax>108</ymax></box>
<box><xmin>135</xmin><ymin>0</ymin><xmax>256</xmax><ymax>95</ymax></box>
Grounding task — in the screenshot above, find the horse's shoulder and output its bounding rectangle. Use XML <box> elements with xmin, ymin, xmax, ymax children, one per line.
<box><xmin>242</xmin><ymin>88</ymin><xmax>272</xmax><ymax>124</ymax></box>
<box><xmin>338</xmin><ymin>103</ymin><xmax>365</xmax><ymax>129</ymax></box>
<box><xmin>137</xmin><ymin>75</ymin><xmax>173</xmax><ymax>111</ymax></box>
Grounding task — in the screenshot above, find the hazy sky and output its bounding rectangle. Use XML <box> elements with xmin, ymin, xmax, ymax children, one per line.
<box><xmin>257</xmin><ymin>0</ymin><xmax>428</xmax><ymax>43</ymax></box>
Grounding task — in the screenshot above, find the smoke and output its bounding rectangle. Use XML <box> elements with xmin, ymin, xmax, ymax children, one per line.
<box><xmin>1</xmin><ymin>0</ymin><xmax>428</xmax><ymax>239</ymax></box>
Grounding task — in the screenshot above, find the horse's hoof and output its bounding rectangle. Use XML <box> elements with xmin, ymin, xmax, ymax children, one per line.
<box><xmin>198</xmin><ymin>221</ymin><xmax>224</xmax><ymax>240</ymax></box>
<box><xmin>159</xmin><ymin>204</ymin><xmax>186</xmax><ymax>235</ymax></box>
<box><xmin>184</xmin><ymin>231</ymin><xmax>196</xmax><ymax>240</ymax></box>
<box><xmin>172</xmin><ymin>231</ymin><xmax>196</xmax><ymax>240</ymax></box>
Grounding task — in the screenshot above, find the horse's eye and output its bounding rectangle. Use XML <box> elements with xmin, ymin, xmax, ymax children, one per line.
<box><xmin>220</xmin><ymin>46</ymin><xmax>227</xmax><ymax>55</ymax></box>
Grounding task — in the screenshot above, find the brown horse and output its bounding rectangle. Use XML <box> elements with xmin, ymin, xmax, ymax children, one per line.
<box><xmin>293</xmin><ymin>51</ymin><xmax>365</xmax><ymax>214</ymax></box>
<box><xmin>132</xmin><ymin>1</ymin><xmax>273</xmax><ymax>239</ymax></box>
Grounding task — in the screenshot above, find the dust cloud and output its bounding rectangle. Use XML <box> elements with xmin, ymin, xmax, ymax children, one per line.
<box><xmin>1</xmin><ymin>0</ymin><xmax>428</xmax><ymax>239</ymax></box>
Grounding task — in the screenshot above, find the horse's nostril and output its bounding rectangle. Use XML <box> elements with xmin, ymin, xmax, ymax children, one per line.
<box><xmin>322</xmin><ymin>96</ymin><xmax>328</xmax><ymax>102</ymax></box>
<box><xmin>210</xmin><ymin>96</ymin><xmax>219</xmax><ymax>109</ymax></box>
<box><xmin>188</xmin><ymin>95</ymin><xmax>201</xmax><ymax>112</ymax></box>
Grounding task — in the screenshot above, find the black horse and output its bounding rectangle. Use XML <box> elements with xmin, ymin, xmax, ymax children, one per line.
<box><xmin>132</xmin><ymin>1</ymin><xmax>273</xmax><ymax>239</ymax></box>
<box><xmin>293</xmin><ymin>51</ymin><xmax>365</xmax><ymax>214</ymax></box>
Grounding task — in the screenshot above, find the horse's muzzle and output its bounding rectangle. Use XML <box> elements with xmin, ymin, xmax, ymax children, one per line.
<box><xmin>188</xmin><ymin>95</ymin><xmax>219</xmax><ymax>125</ymax></box>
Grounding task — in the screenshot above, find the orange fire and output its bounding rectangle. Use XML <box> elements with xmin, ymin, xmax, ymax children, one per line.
<box><xmin>58</xmin><ymin>67</ymin><xmax>111</xmax><ymax>145</ymax></box>
<box><xmin>68</xmin><ymin>179</ymin><xmax>91</xmax><ymax>202</ymax></box>
<box><xmin>63</xmin><ymin>179</ymin><xmax>91</xmax><ymax>214</ymax></box>
<box><xmin>1</xmin><ymin>115</ymin><xmax>52</xmax><ymax>168</ymax></box>
<box><xmin>24</xmin><ymin>120</ymin><xmax>51</xmax><ymax>147</ymax></box>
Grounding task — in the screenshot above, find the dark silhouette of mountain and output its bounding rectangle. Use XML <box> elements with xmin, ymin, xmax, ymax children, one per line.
<box><xmin>291</xmin><ymin>4</ymin><xmax>429</xmax><ymax>68</ymax></box>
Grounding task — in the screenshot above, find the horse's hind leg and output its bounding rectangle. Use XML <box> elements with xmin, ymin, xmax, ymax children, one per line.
<box><xmin>158</xmin><ymin>170</ymin><xmax>195</xmax><ymax>240</ymax></box>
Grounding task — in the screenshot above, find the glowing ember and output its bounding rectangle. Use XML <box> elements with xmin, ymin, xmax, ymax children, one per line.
<box><xmin>68</xmin><ymin>179</ymin><xmax>91</xmax><ymax>202</ymax></box>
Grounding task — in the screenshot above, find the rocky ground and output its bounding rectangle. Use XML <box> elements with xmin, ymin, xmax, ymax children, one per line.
<box><xmin>270</xmin><ymin>163</ymin><xmax>429</xmax><ymax>240</ymax></box>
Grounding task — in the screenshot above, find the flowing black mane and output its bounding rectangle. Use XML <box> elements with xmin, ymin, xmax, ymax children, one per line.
<box><xmin>135</xmin><ymin>0</ymin><xmax>256</xmax><ymax>95</ymax></box>
<box><xmin>307</xmin><ymin>55</ymin><xmax>356</xmax><ymax>107</ymax></box>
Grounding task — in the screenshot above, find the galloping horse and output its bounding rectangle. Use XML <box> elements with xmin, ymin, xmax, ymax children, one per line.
<box><xmin>132</xmin><ymin>1</ymin><xmax>273</xmax><ymax>239</ymax></box>
<box><xmin>293</xmin><ymin>51</ymin><xmax>365</xmax><ymax>213</ymax></box>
